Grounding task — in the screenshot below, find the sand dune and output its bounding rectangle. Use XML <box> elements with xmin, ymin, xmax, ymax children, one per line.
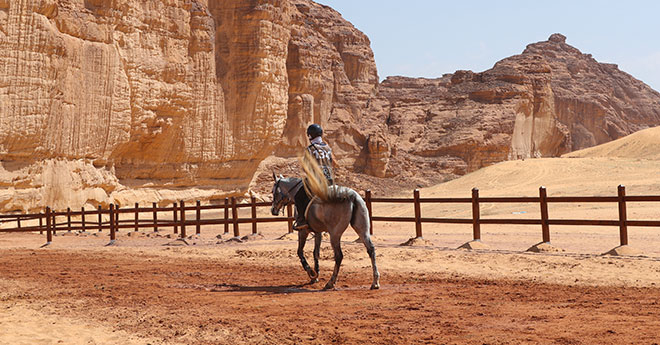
<box><xmin>409</xmin><ymin>125</ymin><xmax>660</xmax><ymax>199</ymax></box>
<box><xmin>373</xmin><ymin>156</ymin><xmax>660</xmax><ymax>247</ymax></box>
<box><xmin>419</xmin><ymin>157</ymin><xmax>660</xmax><ymax>198</ymax></box>
<box><xmin>564</xmin><ymin>125</ymin><xmax>660</xmax><ymax>160</ymax></box>
<box><xmin>403</xmin><ymin>125</ymin><xmax>660</xmax><ymax>200</ymax></box>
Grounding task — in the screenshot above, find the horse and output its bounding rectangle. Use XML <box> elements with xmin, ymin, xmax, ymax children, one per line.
<box><xmin>270</xmin><ymin>171</ymin><xmax>380</xmax><ymax>290</ymax></box>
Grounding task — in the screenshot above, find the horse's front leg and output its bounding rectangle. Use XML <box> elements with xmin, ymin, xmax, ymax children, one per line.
<box><xmin>323</xmin><ymin>234</ymin><xmax>343</xmax><ymax>290</ymax></box>
<box><xmin>297</xmin><ymin>230</ymin><xmax>318</xmax><ymax>283</ymax></box>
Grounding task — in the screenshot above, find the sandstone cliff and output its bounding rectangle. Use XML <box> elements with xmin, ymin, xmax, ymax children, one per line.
<box><xmin>0</xmin><ymin>0</ymin><xmax>377</xmax><ymax>211</ymax></box>
<box><xmin>357</xmin><ymin>33</ymin><xmax>660</xmax><ymax>189</ymax></box>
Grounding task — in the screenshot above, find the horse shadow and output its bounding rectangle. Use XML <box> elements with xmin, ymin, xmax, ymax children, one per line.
<box><xmin>210</xmin><ymin>282</ymin><xmax>321</xmax><ymax>295</ymax></box>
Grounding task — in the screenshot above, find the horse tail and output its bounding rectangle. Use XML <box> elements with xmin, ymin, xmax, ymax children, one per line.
<box><xmin>300</xmin><ymin>150</ymin><xmax>352</xmax><ymax>203</ymax></box>
<box><xmin>349</xmin><ymin>190</ymin><xmax>370</xmax><ymax>234</ymax></box>
<box><xmin>300</xmin><ymin>150</ymin><xmax>330</xmax><ymax>202</ymax></box>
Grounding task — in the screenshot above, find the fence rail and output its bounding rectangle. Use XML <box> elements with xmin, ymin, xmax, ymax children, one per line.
<box><xmin>0</xmin><ymin>185</ymin><xmax>658</xmax><ymax>252</ymax></box>
<box><xmin>0</xmin><ymin>197</ymin><xmax>294</xmax><ymax>245</ymax></box>
<box><xmin>364</xmin><ymin>185</ymin><xmax>656</xmax><ymax>249</ymax></box>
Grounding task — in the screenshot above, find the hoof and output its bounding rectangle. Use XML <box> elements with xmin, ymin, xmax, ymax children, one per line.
<box><xmin>323</xmin><ymin>282</ymin><xmax>334</xmax><ymax>290</ymax></box>
<box><xmin>307</xmin><ymin>269</ymin><xmax>319</xmax><ymax>280</ymax></box>
<box><xmin>370</xmin><ymin>284</ymin><xmax>380</xmax><ymax>290</ymax></box>
<box><xmin>310</xmin><ymin>278</ymin><xmax>319</xmax><ymax>284</ymax></box>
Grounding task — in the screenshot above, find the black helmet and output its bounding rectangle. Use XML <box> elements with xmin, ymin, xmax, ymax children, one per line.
<box><xmin>306</xmin><ymin>124</ymin><xmax>323</xmax><ymax>139</ymax></box>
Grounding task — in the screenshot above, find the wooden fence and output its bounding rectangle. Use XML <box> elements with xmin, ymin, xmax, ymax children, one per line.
<box><xmin>365</xmin><ymin>185</ymin><xmax>659</xmax><ymax>248</ymax></box>
<box><xmin>0</xmin><ymin>185</ymin><xmax>659</xmax><ymax>250</ymax></box>
<box><xmin>0</xmin><ymin>197</ymin><xmax>295</xmax><ymax>245</ymax></box>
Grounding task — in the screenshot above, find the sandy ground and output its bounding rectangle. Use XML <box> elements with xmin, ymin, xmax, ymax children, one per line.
<box><xmin>2</xmin><ymin>215</ymin><xmax>660</xmax><ymax>344</ymax></box>
<box><xmin>3</xmin><ymin>131</ymin><xmax>660</xmax><ymax>344</ymax></box>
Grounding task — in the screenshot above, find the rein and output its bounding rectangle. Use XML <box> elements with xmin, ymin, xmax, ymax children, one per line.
<box><xmin>278</xmin><ymin>179</ymin><xmax>302</xmax><ymax>201</ymax></box>
<box><xmin>274</xmin><ymin>179</ymin><xmax>303</xmax><ymax>213</ymax></box>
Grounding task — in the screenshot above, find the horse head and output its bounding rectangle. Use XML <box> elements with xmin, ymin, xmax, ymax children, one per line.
<box><xmin>271</xmin><ymin>171</ymin><xmax>287</xmax><ymax>216</ymax></box>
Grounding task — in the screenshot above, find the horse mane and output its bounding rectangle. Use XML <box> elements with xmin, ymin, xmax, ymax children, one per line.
<box><xmin>300</xmin><ymin>150</ymin><xmax>350</xmax><ymax>203</ymax></box>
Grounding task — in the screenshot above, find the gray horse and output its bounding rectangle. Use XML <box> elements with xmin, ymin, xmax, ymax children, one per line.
<box><xmin>270</xmin><ymin>174</ymin><xmax>380</xmax><ymax>290</ymax></box>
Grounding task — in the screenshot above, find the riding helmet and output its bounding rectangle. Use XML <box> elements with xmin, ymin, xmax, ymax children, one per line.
<box><xmin>307</xmin><ymin>124</ymin><xmax>323</xmax><ymax>139</ymax></box>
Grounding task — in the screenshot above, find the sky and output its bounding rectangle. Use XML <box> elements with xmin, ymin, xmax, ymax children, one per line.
<box><xmin>316</xmin><ymin>0</ymin><xmax>660</xmax><ymax>92</ymax></box>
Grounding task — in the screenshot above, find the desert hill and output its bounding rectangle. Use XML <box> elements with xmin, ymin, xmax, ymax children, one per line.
<box><xmin>371</xmin><ymin>127</ymin><xmax>660</xmax><ymax>221</ymax></box>
<box><xmin>563</xmin><ymin>125</ymin><xmax>660</xmax><ymax>160</ymax></box>
<box><xmin>374</xmin><ymin>127</ymin><xmax>660</xmax><ymax>226</ymax></box>
<box><xmin>418</xmin><ymin>125</ymin><xmax>660</xmax><ymax>199</ymax></box>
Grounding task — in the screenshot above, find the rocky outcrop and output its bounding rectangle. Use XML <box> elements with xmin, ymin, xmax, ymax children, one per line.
<box><xmin>365</xmin><ymin>33</ymin><xmax>660</xmax><ymax>187</ymax></box>
<box><xmin>277</xmin><ymin>0</ymin><xmax>378</xmax><ymax>163</ymax></box>
<box><xmin>0</xmin><ymin>0</ymin><xmax>378</xmax><ymax>211</ymax></box>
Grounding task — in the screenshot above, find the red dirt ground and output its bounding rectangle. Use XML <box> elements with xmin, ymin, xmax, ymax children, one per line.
<box><xmin>1</xmin><ymin>249</ymin><xmax>660</xmax><ymax>344</ymax></box>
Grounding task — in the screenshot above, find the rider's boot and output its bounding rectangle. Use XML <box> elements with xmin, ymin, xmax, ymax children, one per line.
<box><xmin>293</xmin><ymin>221</ymin><xmax>309</xmax><ymax>231</ymax></box>
<box><xmin>293</xmin><ymin>187</ymin><xmax>310</xmax><ymax>231</ymax></box>
<box><xmin>293</xmin><ymin>213</ymin><xmax>309</xmax><ymax>231</ymax></box>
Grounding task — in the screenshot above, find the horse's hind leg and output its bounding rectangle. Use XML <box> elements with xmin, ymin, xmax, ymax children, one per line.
<box><xmin>362</xmin><ymin>235</ymin><xmax>380</xmax><ymax>290</ymax></box>
<box><xmin>313</xmin><ymin>232</ymin><xmax>322</xmax><ymax>277</ymax></box>
<box><xmin>297</xmin><ymin>230</ymin><xmax>318</xmax><ymax>283</ymax></box>
<box><xmin>324</xmin><ymin>233</ymin><xmax>343</xmax><ymax>290</ymax></box>
<box><xmin>350</xmin><ymin>198</ymin><xmax>380</xmax><ymax>289</ymax></box>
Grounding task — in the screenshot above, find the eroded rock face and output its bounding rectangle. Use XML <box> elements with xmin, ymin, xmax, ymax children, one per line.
<box><xmin>1</xmin><ymin>0</ymin><xmax>235</xmax><ymax>188</ymax></box>
<box><xmin>363</xmin><ymin>134</ymin><xmax>390</xmax><ymax>178</ymax></box>
<box><xmin>277</xmin><ymin>0</ymin><xmax>378</xmax><ymax>161</ymax></box>
<box><xmin>0</xmin><ymin>0</ymin><xmax>378</xmax><ymax>211</ymax></box>
<box><xmin>368</xmin><ymin>34</ymin><xmax>660</xmax><ymax>186</ymax></box>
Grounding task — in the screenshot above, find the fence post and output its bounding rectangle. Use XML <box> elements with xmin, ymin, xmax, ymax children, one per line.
<box><xmin>231</xmin><ymin>197</ymin><xmax>239</xmax><ymax>238</ymax></box>
<box><xmin>67</xmin><ymin>207</ymin><xmax>72</xmax><ymax>232</ymax></box>
<box><xmin>618</xmin><ymin>185</ymin><xmax>628</xmax><ymax>246</ymax></box>
<box><xmin>109</xmin><ymin>204</ymin><xmax>116</xmax><ymax>243</ymax></box>
<box><xmin>194</xmin><ymin>200</ymin><xmax>200</xmax><ymax>235</ymax></box>
<box><xmin>471</xmin><ymin>188</ymin><xmax>481</xmax><ymax>241</ymax></box>
<box><xmin>539</xmin><ymin>186</ymin><xmax>550</xmax><ymax>243</ymax></box>
<box><xmin>365</xmin><ymin>190</ymin><xmax>374</xmax><ymax>235</ymax></box>
<box><xmin>46</xmin><ymin>207</ymin><xmax>52</xmax><ymax>244</ymax></box>
<box><xmin>17</xmin><ymin>215</ymin><xmax>21</xmax><ymax>230</ymax></box>
<box><xmin>251</xmin><ymin>196</ymin><xmax>257</xmax><ymax>234</ymax></box>
<box><xmin>153</xmin><ymin>202</ymin><xmax>158</xmax><ymax>232</ymax></box>
<box><xmin>81</xmin><ymin>207</ymin><xmax>86</xmax><ymax>232</ymax></box>
<box><xmin>39</xmin><ymin>215</ymin><xmax>43</xmax><ymax>235</ymax></box>
<box><xmin>52</xmin><ymin>212</ymin><xmax>57</xmax><ymax>235</ymax></box>
<box><xmin>115</xmin><ymin>204</ymin><xmax>119</xmax><ymax>232</ymax></box>
<box><xmin>286</xmin><ymin>202</ymin><xmax>293</xmax><ymax>233</ymax></box>
<box><xmin>224</xmin><ymin>197</ymin><xmax>229</xmax><ymax>234</ymax></box>
<box><xmin>134</xmin><ymin>202</ymin><xmax>139</xmax><ymax>232</ymax></box>
<box><xmin>172</xmin><ymin>202</ymin><xmax>178</xmax><ymax>234</ymax></box>
<box><xmin>180</xmin><ymin>200</ymin><xmax>186</xmax><ymax>239</ymax></box>
<box><xmin>98</xmin><ymin>205</ymin><xmax>103</xmax><ymax>232</ymax></box>
<box><xmin>414</xmin><ymin>189</ymin><xmax>422</xmax><ymax>238</ymax></box>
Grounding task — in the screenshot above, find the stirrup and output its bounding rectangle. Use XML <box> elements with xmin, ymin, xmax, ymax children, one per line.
<box><xmin>293</xmin><ymin>221</ymin><xmax>309</xmax><ymax>231</ymax></box>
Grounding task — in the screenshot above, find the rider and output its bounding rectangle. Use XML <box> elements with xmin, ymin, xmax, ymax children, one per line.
<box><xmin>293</xmin><ymin>124</ymin><xmax>335</xmax><ymax>231</ymax></box>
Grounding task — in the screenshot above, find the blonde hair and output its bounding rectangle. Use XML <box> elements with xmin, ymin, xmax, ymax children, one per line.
<box><xmin>300</xmin><ymin>150</ymin><xmax>348</xmax><ymax>203</ymax></box>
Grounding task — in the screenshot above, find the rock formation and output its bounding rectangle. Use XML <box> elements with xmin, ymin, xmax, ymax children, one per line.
<box><xmin>359</xmin><ymin>33</ymin><xmax>660</xmax><ymax>189</ymax></box>
<box><xmin>0</xmin><ymin>0</ymin><xmax>378</xmax><ymax>211</ymax></box>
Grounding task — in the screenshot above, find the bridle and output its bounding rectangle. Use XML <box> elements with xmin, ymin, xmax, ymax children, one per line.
<box><xmin>272</xmin><ymin>178</ymin><xmax>302</xmax><ymax>215</ymax></box>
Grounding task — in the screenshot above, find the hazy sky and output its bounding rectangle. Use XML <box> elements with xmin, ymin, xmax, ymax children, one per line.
<box><xmin>317</xmin><ymin>1</ymin><xmax>660</xmax><ymax>91</ymax></box>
